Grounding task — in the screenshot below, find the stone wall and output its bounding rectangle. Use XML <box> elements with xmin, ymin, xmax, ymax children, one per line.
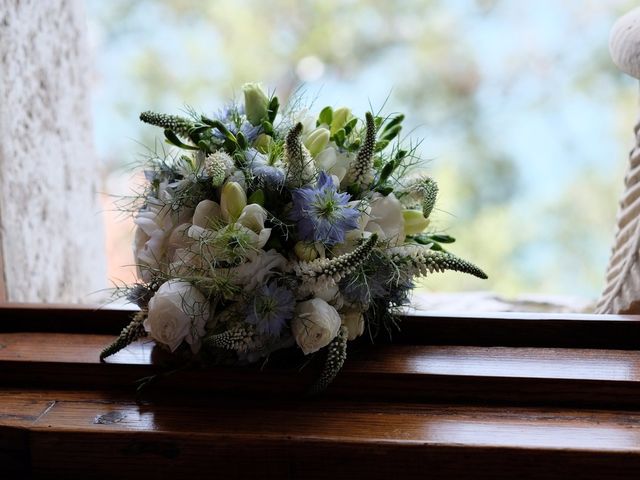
<box><xmin>0</xmin><ymin>0</ymin><xmax>106</xmax><ymax>302</ymax></box>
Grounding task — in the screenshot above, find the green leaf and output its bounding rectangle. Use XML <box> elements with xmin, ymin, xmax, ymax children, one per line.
<box><xmin>381</xmin><ymin>114</ymin><xmax>404</xmax><ymax>133</ymax></box>
<box><xmin>428</xmin><ymin>234</ymin><xmax>456</xmax><ymax>244</ymax></box>
<box><xmin>380</xmin><ymin>124</ymin><xmax>402</xmax><ymax>142</ymax></box>
<box><xmin>190</xmin><ymin>125</ymin><xmax>211</xmax><ymax>136</ymax></box>
<box><xmin>318</xmin><ymin>106</ymin><xmax>333</xmax><ymax>126</ymax></box>
<box><xmin>248</xmin><ymin>189</ymin><xmax>265</xmax><ymax>206</ymax></box>
<box><xmin>200</xmin><ymin>115</ymin><xmax>219</xmax><ymax>126</ymax></box>
<box><xmin>374</xmin><ymin>139</ymin><xmax>390</xmax><ymax>152</ymax></box>
<box><xmin>348</xmin><ymin>138</ymin><xmax>361</xmax><ymax>151</ymax></box>
<box><xmin>395</xmin><ymin>149</ymin><xmax>408</xmax><ymax>160</ymax></box>
<box><xmin>236</xmin><ymin>131</ymin><xmax>248</xmax><ymax>150</ymax></box>
<box><xmin>413</xmin><ymin>233</ymin><xmax>456</xmax><ymax>246</ymax></box>
<box><xmin>333</xmin><ymin>129</ymin><xmax>346</xmax><ymax>147</ymax></box>
<box><xmin>378</xmin><ymin>161</ymin><xmax>396</xmax><ymax>184</ymax></box>
<box><xmin>261</xmin><ymin>120</ymin><xmax>274</xmax><ymax>136</ymax></box>
<box><xmin>200</xmin><ymin>117</ymin><xmax>236</xmax><ymax>142</ymax></box>
<box><xmin>267</xmin><ymin>96</ymin><xmax>279</xmax><ymax>123</ymax></box>
<box><xmin>343</xmin><ymin>117</ymin><xmax>358</xmax><ymax>135</ymax></box>
<box><xmin>164</xmin><ymin>129</ymin><xmax>199</xmax><ymax>150</ymax></box>
<box><xmin>375</xmin><ymin>185</ymin><xmax>394</xmax><ymax>196</ymax></box>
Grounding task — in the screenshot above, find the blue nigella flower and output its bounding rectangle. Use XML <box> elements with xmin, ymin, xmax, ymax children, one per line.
<box><xmin>246</xmin><ymin>149</ymin><xmax>285</xmax><ymax>189</ymax></box>
<box><xmin>245</xmin><ymin>282</ymin><xmax>296</xmax><ymax>337</ymax></box>
<box><xmin>290</xmin><ymin>171</ymin><xmax>360</xmax><ymax>245</ymax></box>
<box><xmin>213</xmin><ymin>102</ymin><xmax>262</xmax><ymax>144</ymax></box>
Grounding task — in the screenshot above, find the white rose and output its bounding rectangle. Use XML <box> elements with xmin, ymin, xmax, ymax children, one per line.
<box><xmin>291</xmin><ymin>298</ymin><xmax>341</xmax><ymax>355</ymax></box>
<box><xmin>364</xmin><ymin>193</ymin><xmax>405</xmax><ymax>246</ymax></box>
<box><xmin>341</xmin><ymin>307</ymin><xmax>365</xmax><ymax>341</ymax></box>
<box><xmin>144</xmin><ymin>280</ymin><xmax>210</xmax><ymax>353</ymax></box>
<box><xmin>231</xmin><ymin>249</ymin><xmax>290</xmax><ymax>291</ymax></box>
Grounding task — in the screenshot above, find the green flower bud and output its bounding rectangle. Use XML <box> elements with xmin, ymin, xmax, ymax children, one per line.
<box><xmin>304</xmin><ymin>127</ymin><xmax>330</xmax><ymax>157</ymax></box>
<box><xmin>330</xmin><ymin>107</ymin><xmax>352</xmax><ymax>136</ymax></box>
<box><xmin>253</xmin><ymin>133</ymin><xmax>273</xmax><ymax>153</ymax></box>
<box><xmin>242</xmin><ymin>83</ymin><xmax>269</xmax><ymax>126</ymax></box>
<box><xmin>294</xmin><ymin>241</ymin><xmax>319</xmax><ymax>261</ymax></box>
<box><xmin>403</xmin><ymin>209</ymin><xmax>430</xmax><ymax>236</ymax></box>
<box><xmin>220</xmin><ymin>181</ymin><xmax>247</xmax><ymax>222</ymax></box>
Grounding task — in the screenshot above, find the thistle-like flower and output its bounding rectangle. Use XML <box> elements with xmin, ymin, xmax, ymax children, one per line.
<box><xmin>345</xmin><ymin>112</ymin><xmax>376</xmax><ymax>189</ymax></box>
<box><xmin>203</xmin><ymin>324</ymin><xmax>260</xmax><ymax>353</ymax></box>
<box><xmin>416</xmin><ymin>177</ymin><xmax>439</xmax><ymax>219</ymax></box>
<box><xmin>387</xmin><ymin>244</ymin><xmax>488</xmax><ymax>279</ymax></box>
<box><xmin>140</xmin><ymin>111</ymin><xmax>195</xmax><ymax>138</ymax></box>
<box><xmin>100</xmin><ymin>310</ymin><xmax>148</xmax><ymax>361</ymax></box>
<box><xmin>290</xmin><ymin>171</ymin><xmax>360</xmax><ymax>246</ymax></box>
<box><xmin>401</xmin><ymin>177</ymin><xmax>439</xmax><ymax>219</ymax></box>
<box><xmin>296</xmin><ymin>233</ymin><xmax>378</xmax><ymax>284</ymax></box>
<box><xmin>308</xmin><ymin>325</ymin><xmax>348</xmax><ymax>395</ymax></box>
<box><xmin>245</xmin><ymin>282</ymin><xmax>296</xmax><ymax>337</ymax></box>
<box><xmin>204</xmin><ymin>151</ymin><xmax>234</xmax><ymax>186</ymax></box>
<box><xmin>284</xmin><ymin>122</ymin><xmax>316</xmax><ymax>187</ymax></box>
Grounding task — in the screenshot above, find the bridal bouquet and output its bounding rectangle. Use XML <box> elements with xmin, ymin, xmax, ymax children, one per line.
<box><xmin>102</xmin><ymin>83</ymin><xmax>486</xmax><ymax>392</ymax></box>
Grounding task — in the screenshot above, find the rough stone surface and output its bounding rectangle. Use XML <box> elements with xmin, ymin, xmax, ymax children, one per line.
<box><xmin>0</xmin><ymin>0</ymin><xmax>106</xmax><ymax>302</ymax></box>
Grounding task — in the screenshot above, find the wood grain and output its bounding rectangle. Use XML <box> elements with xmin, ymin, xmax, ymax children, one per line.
<box><xmin>2</xmin><ymin>389</ymin><xmax>640</xmax><ymax>479</ymax></box>
<box><xmin>1</xmin><ymin>331</ymin><xmax>640</xmax><ymax>408</ymax></box>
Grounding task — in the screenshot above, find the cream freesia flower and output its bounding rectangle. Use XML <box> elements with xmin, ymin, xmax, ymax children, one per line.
<box><xmin>363</xmin><ymin>193</ymin><xmax>405</xmax><ymax>246</ymax></box>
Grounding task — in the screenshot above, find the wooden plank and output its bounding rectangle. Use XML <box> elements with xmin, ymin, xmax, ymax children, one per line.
<box><xmin>1</xmin><ymin>389</ymin><xmax>640</xmax><ymax>479</ymax></box>
<box><xmin>2</xmin><ymin>304</ymin><xmax>640</xmax><ymax>349</ymax></box>
<box><xmin>0</xmin><ymin>392</ymin><xmax>56</xmax><ymax>477</ymax></box>
<box><xmin>1</xmin><ymin>332</ymin><xmax>640</xmax><ymax>407</ymax></box>
<box><xmin>396</xmin><ymin>311</ymin><xmax>640</xmax><ymax>349</ymax></box>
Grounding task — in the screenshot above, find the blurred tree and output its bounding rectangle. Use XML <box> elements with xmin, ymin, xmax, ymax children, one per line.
<box><xmin>88</xmin><ymin>0</ymin><xmax>639</xmax><ymax>299</ymax></box>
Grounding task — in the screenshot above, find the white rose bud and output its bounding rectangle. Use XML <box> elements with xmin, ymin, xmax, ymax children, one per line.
<box><xmin>341</xmin><ymin>307</ymin><xmax>365</xmax><ymax>341</ymax></box>
<box><xmin>144</xmin><ymin>280</ymin><xmax>210</xmax><ymax>353</ymax></box>
<box><xmin>242</xmin><ymin>82</ymin><xmax>269</xmax><ymax>126</ymax></box>
<box><xmin>292</xmin><ymin>298</ymin><xmax>341</xmax><ymax>355</ymax></box>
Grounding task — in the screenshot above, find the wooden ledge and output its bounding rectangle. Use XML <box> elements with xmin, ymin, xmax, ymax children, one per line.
<box><xmin>1</xmin><ymin>305</ymin><xmax>640</xmax><ymax>478</ymax></box>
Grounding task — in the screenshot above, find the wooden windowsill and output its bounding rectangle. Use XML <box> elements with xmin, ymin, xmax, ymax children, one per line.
<box><xmin>1</xmin><ymin>304</ymin><xmax>640</xmax><ymax>478</ymax></box>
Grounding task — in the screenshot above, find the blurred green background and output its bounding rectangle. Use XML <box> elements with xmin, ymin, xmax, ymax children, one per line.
<box><xmin>87</xmin><ymin>0</ymin><xmax>639</xmax><ymax>301</ymax></box>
